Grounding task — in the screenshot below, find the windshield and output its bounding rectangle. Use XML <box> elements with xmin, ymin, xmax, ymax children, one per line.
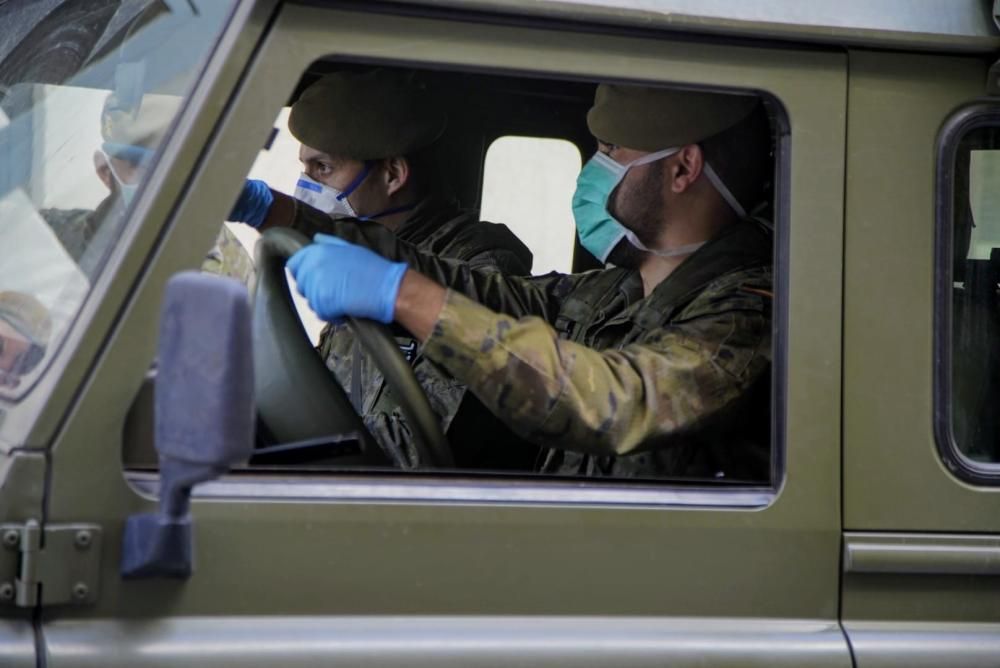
<box><xmin>0</xmin><ymin>1</ymin><xmax>236</xmax><ymax>402</ymax></box>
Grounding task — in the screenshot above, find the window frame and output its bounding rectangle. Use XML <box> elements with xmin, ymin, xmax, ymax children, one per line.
<box><xmin>36</xmin><ymin>8</ymin><xmax>850</xmax><ymax>642</ymax></box>
<box><xmin>933</xmin><ymin>101</ymin><xmax>1000</xmax><ymax>485</ymax></box>
<box><xmin>123</xmin><ymin>67</ymin><xmax>791</xmax><ymax>508</ymax></box>
<box><xmin>113</xmin><ymin>1</ymin><xmax>815</xmax><ymax>509</ymax></box>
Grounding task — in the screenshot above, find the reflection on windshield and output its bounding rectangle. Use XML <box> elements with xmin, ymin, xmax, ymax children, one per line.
<box><xmin>0</xmin><ymin>1</ymin><xmax>235</xmax><ymax>402</ymax></box>
<box><xmin>0</xmin><ymin>291</ymin><xmax>51</xmax><ymax>390</ymax></box>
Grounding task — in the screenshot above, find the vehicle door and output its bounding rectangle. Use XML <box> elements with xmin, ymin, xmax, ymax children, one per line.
<box><xmin>841</xmin><ymin>48</ymin><xmax>1000</xmax><ymax>666</ymax></box>
<box><xmin>6</xmin><ymin>2</ymin><xmax>849</xmax><ymax>666</ymax></box>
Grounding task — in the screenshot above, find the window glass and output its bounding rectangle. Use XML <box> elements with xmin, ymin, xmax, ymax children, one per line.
<box><xmin>949</xmin><ymin>127</ymin><xmax>1000</xmax><ymax>467</ymax></box>
<box><xmin>968</xmin><ymin>150</ymin><xmax>1000</xmax><ymax>258</ymax></box>
<box><xmin>122</xmin><ymin>64</ymin><xmax>779</xmax><ymax>491</ymax></box>
<box><xmin>0</xmin><ymin>1</ymin><xmax>236</xmax><ymax>399</ymax></box>
<box><xmin>234</xmin><ymin>107</ymin><xmax>326</xmax><ymax>344</ymax></box>
<box><xmin>480</xmin><ymin>136</ymin><xmax>581</xmax><ymax>275</ymax></box>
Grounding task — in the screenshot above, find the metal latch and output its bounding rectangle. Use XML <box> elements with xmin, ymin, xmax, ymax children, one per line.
<box><xmin>0</xmin><ymin>520</ymin><xmax>102</xmax><ymax>607</ymax></box>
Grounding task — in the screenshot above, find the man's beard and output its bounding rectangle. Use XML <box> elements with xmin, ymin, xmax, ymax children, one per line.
<box><xmin>608</xmin><ymin>160</ymin><xmax>666</xmax><ymax>257</ymax></box>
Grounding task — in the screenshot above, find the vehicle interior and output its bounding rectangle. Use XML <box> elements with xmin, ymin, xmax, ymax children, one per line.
<box><xmin>948</xmin><ymin>125</ymin><xmax>1000</xmax><ymax>464</ymax></box>
<box><xmin>122</xmin><ymin>59</ymin><xmax>781</xmax><ymax>487</ymax></box>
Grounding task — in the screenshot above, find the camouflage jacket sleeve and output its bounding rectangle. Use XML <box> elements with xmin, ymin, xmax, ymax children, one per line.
<box><xmin>292</xmin><ymin>198</ymin><xmax>571</xmax><ymax>321</ymax></box>
<box><xmin>420</xmin><ymin>282</ymin><xmax>771</xmax><ymax>456</ymax></box>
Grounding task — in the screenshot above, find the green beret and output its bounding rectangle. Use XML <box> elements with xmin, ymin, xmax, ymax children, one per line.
<box><xmin>0</xmin><ymin>292</ymin><xmax>51</xmax><ymax>346</ymax></box>
<box><xmin>288</xmin><ymin>70</ymin><xmax>447</xmax><ymax>161</ymax></box>
<box><xmin>587</xmin><ymin>84</ymin><xmax>758</xmax><ymax>151</ymax></box>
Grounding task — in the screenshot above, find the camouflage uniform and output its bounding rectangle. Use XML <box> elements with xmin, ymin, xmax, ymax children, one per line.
<box><xmin>296</xmin><ymin>203</ymin><xmax>772</xmax><ymax>481</ymax></box>
<box><xmin>297</xmin><ymin>196</ymin><xmax>537</xmax><ymax>468</ymax></box>
<box><xmin>201</xmin><ymin>225</ymin><xmax>256</xmax><ymax>290</ymax></box>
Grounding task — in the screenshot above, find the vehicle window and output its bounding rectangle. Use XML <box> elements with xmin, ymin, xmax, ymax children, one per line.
<box><xmin>123</xmin><ymin>63</ymin><xmax>782</xmax><ymax>492</ymax></box>
<box><xmin>480</xmin><ymin>136</ymin><xmax>581</xmax><ymax>275</ymax></box>
<box><xmin>234</xmin><ymin>106</ymin><xmax>327</xmax><ymax>344</ymax></box>
<box><xmin>940</xmin><ymin>120</ymin><xmax>1000</xmax><ymax>476</ymax></box>
<box><xmin>0</xmin><ymin>1</ymin><xmax>236</xmax><ymax>400</ymax></box>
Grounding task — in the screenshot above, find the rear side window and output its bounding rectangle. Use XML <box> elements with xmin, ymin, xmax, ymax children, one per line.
<box><xmin>480</xmin><ymin>136</ymin><xmax>581</xmax><ymax>275</ymax></box>
<box><xmin>936</xmin><ymin>108</ymin><xmax>1000</xmax><ymax>481</ymax></box>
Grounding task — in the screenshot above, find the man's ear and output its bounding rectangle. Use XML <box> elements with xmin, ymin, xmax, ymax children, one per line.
<box><xmin>93</xmin><ymin>150</ymin><xmax>113</xmax><ymax>191</ymax></box>
<box><xmin>669</xmin><ymin>144</ymin><xmax>705</xmax><ymax>194</ymax></box>
<box><xmin>382</xmin><ymin>156</ymin><xmax>411</xmax><ymax>197</ymax></box>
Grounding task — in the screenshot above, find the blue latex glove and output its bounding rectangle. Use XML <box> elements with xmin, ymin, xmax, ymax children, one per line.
<box><xmin>287</xmin><ymin>233</ymin><xmax>408</xmax><ymax>324</ymax></box>
<box><xmin>228</xmin><ymin>179</ymin><xmax>273</xmax><ymax>228</ymax></box>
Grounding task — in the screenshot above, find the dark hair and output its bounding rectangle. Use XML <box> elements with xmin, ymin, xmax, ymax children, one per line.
<box><xmin>699</xmin><ymin>102</ymin><xmax>773</xmax><ymax>215</ymax></box>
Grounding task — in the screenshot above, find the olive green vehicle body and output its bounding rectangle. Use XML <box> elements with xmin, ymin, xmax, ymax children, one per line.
<box><xmin>1</xmin><ymin>1</ymin><xmax>999</xmax><ymax>666</ymax></box>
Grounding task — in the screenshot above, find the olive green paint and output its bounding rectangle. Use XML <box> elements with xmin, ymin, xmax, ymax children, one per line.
<box><xmin>842</xmin><ymin>50</ymin><xmax>997</xmax><ymax>533</ymax></box>
<box><xmin>37</xmin><ymin>5</ymin><xmax>848</xmax><ymax>666</ymax></box>
<box><xmin>2</xmin><ymin>0</ymin><xmax>996</xmax><ymax>665</ymax></box>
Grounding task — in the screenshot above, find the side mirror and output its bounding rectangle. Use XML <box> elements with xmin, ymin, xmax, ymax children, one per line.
<box><xmin>121</xmin><ymin>272</ymin><xmax>254</xmax><ymax>578</ymax></box>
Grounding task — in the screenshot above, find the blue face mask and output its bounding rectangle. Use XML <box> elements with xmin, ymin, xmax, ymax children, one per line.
<box><xmin>571</xmin><ymin>148</ymin><xmax>679</xmax><ymax>262</ymax></box>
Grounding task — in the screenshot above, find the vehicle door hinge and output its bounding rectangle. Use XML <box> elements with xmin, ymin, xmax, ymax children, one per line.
<box><xmin>0</xmin><ymin>520</ymin><xmax>102</xmax><ymax>608</ymax></box>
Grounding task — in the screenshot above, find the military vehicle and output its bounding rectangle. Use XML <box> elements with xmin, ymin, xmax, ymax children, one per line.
<box><xmin>2</xmin><ymin>1</ymin><xmax>1000</xmax><ymax>666</ymax></box>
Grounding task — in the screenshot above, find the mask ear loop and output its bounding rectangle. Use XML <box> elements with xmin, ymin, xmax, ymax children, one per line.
<box><xmin>626</xmin><ymin>147</ymin><xmax>681</xmax><ymax>169</ymax></box>
<box><xmin>608</xmin><ymin>147</ymin><xmax>690</xmax><ymax>257</ymax></box>
<box><xmin>336</xmin><ymin>161</ymin><xmax>373</xmax><ymax>203</ymax></box>
<box><xmin>619</xmin><ymin>148</ymin><xmax>747</xmax><ymax>219</ymax></box>
<box><xmin>346</xmin><ymin>160</ymin><xmax>423</xmax><ymax>222</ymax></box>
<box><xmin>702</xmin><ymin>162</ymin><xmax>747</xmax><ymax>219</ymax></box>
<box><xmin>614</xmin><ymin>148</ymin><xmax>746</xmax><ymax>257</ymax></box>
<box><xmin>617</xmin><ymin>147</ymin><xmax>722</xmax><ymax>258</ymax></box>
<box><xmin>603</xmin><ymin>146</ymin><xmax>681</xmax><ymax>208</ymax></box>
<box><xmin>356</xmin><ymin>202</ymin><xmax>418</xmax><ymax>223</ymax></box>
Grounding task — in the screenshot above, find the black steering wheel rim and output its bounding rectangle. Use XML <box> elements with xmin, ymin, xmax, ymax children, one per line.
<box><xmin>252</xmin><ymin>227</ymin><xmax>452</xmax><ymax>468</ymax></box>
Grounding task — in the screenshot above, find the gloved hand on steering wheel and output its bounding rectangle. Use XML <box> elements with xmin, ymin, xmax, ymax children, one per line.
<box><xmin>287</xmin><ymin>233</ymin><xmax>408</xmax><ymax>324</ymax></box>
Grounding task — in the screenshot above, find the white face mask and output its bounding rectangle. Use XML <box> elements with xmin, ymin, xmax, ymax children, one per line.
<box><xmin>294</xmin><ymin>172</ymin><xmax>360</xmax><ymax>218</ymax></box>
<box><xmin>100</xmin><ymin>150</ymin><xmax>139</xmax><ymax>206</ymax></box>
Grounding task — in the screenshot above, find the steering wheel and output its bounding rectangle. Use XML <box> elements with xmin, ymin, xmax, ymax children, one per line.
<box><xmin>252</xmin><ymin>227</ymin><xmax>452</xmax><ymax>468</ymax></box>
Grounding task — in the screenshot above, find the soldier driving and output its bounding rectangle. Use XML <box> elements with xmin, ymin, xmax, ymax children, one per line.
<box><xmin>231</xmin><ymin>69</ymin><xmax>536</xmax><ymax>467</ymax></box>
<box><xmin>239</xmin><ymin>83</ymin><xmax>773</xmax><ymax>479</ymax></box>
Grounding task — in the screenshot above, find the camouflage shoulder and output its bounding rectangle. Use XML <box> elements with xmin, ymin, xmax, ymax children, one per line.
<box><xmin>448</xmin><ymin>220</ymin><xmax>533</xmax><ymax>274</ymax></box>
<box><xmin>201</xmin><ymin>225</ymin><xmax>256</xmax><ymax>291</ymax></box>
<box><xmin>681</xmin><ymin>265</ymin><xmax>774</xmax><ymax>320</ymax></box>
